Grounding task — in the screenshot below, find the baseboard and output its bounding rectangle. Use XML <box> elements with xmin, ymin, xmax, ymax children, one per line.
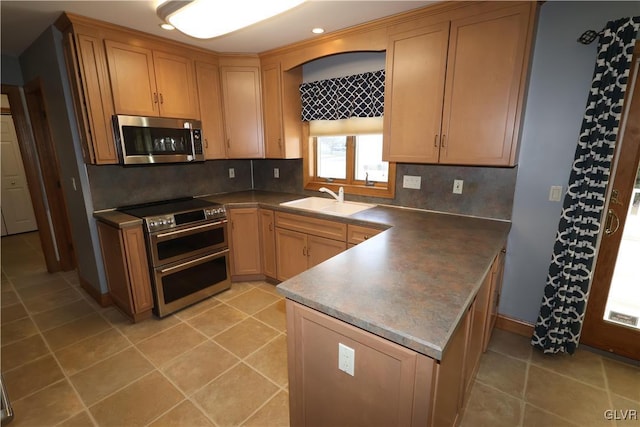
<box><xmin>79</xmin><ymin>275</ymin><xmax>113</xmax><ymax>307</ymax></box>
<box><xmin>495</xmin><ymin>314</ymin><xmax>534</xmax><ymax>338</ymax></box>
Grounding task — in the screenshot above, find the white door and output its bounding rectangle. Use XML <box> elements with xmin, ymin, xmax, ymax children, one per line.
<box><xmin>1</xmin><ymin>114</ymin><xmax>38</xmax><ymax>235</ymax></box>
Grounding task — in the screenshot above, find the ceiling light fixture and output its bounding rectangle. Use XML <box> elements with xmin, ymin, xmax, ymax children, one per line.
<box><xmin>157</xmin><ymin>0</ymin><xmax>306</xmax><ymax>39</ymax></box>
<box><xmin>312</xmin><ymin>27</ymin><xmax>325</xmax><ymax>34</ymax></box>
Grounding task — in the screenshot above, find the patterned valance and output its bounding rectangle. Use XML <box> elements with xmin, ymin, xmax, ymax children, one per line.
<box><xmin>300</xmin><ymin>69</ymin><xmax>385</xmax><ymax>121</ymax></box>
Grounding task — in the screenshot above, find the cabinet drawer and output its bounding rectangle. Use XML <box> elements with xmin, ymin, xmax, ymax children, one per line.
<box><xmin>347</xmin><ymin>224</ymin><xmax>383</xmax><ymax>245</ymax></box>
<box><xmin>275</xmin><ymin>212</ymin><xmax>347</xmax><ymax>241</ymax></box>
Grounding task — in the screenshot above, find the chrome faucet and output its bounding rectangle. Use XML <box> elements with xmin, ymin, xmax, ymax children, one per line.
<box><xmin>319</xmin><ymin>186</ymin><xmax>344</xmax><ymax>203</ymax></box>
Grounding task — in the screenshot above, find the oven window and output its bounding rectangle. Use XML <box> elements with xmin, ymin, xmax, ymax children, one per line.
<box><xmin>122</xmin><ymin>126</ymin><xmax>191</xmax><ymax>155</ymax></box>
<box><xmin>161</xmin><ymin>254</ymin><xmax>228</xmax><ymax>304</ymax></box>
<box><xmin>156</xmin><ymin>228</ymin><xmax>225</xmax><ymax>262</ymax></box>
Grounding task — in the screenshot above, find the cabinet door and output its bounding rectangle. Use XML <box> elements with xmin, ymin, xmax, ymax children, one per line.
<box><xmin>484</xmin><ymin>249</ymin><xmax>506</xmax><ymax>351</ymax></box>
<box><xmin>440</xmin><ymin>4</ymin><xmax>531</xmax><ymax>166</ymax></box>
<box><xmin>195</xmin><ymin>61</ymin><xmax>226</xmax><ymax>159</ymax></box>
<box><xmin>464</xmin><ymin>271</ymin><xmax>491</xmax><ymax>397</ymax></box>
<box><xmin>259</xmin><ymin>209</ymin><xmax>277</xmax><ymax>279</ymax></box>
<box><xmin>383</xmin><ymin>22</ymin><xmax>449</xmax><ymax>163</ymax></box>
<box><xmin>276</xmin><ymin>227</ymin><xmax>307</xmax><ymax>281</ymax></box>
<box><xmin>220</xmin><ymin>66</ymin><xmax>265</xmax><ymax>158</ymax></box>
<box><xmin>153</xmin><ymin>51</ymin><xmax>199</xmax><ymax>119</ymax></box>
<box><xmin>347</xmin><ymin>224</ymin><xmax>383</xmax><ymax>245</ymax></box>
<box><xmin>105</xmin><ymin>40</ymin><xmax>158</xmax><ymax>116</ymax></box>
<box><xmin>229</xmin><ymin>208</ymin><xmax>262</xmax><ymax>276</ymax></box>
<box><xmin>262</xmin><ymin>63</ymin><xmax>283</xmax><ymax>158</ymax></box>
<box><xmin>121</xmin><ymin>226</ymin><xmax>154</xmax><ymax>313</ymax></box>
<box><xmin>307</xmin><ymin>235</ymin><xmax>346</xmax><ymax>269</ymax></box>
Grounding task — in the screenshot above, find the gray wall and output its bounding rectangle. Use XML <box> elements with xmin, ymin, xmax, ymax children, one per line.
<box><xmin>500</xmin><ymin>1</ymin><xmax>640</xmax><ymax>324</ymax></box>
<box><xmin>1</xmin><ymin>54</ymin><xmax>23</xmax><ymax>86</ymax></box>
<box><xmin>19</xmin><ymin>27</ymin><xmax>106</xmax><ymax>294</ymax></box>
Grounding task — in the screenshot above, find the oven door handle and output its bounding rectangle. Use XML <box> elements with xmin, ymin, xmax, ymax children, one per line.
<box><xmin>155</xmin><ymin>220</ymin><xmax>227</xmax><ymax>240</ymax></box>
<box><xmin>158</xmin><ymin>249</ymin><xmax>229</xmax><ymax>274</ymax></box>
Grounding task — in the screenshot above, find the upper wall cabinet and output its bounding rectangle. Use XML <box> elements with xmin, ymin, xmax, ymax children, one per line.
<box><xmin>261</xmin><ymin>63</ymin><xmax>302</xmax><ymax>159</ymax></box>
<box><xmin>383</xmin><ymin>3</ymin><xmax>535</xmax><ymax>166</ymax></box>
<box><xmin>195</xmin><ymin>61</ymin><xmax>226</xmax><ymax>159</ymax></box>
<box><xmin>220</xmin><ymin>64</ymin><xmax>265</xmax><ymax>158</ymax></box>
<box><xmin>105</xmin><ymin>40</ymin><xmax>200</xmax><ymax>119</ymax></box>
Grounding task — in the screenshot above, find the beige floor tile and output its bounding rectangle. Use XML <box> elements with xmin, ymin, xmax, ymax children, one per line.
<box><xmin>89</xmin><ymin>371</ymin><xmax>184</xmax><ymax>427</ymax></box>
<box><xmin>188</xmin><ymin>304</ymin><xmax>247</xmax><ymax>337</ymax></box>
<box><xmin>523</xmin><ymin>404</ymin><xmax>579</xmax><ymax>427</ymax></box>
<box><xmin>1</xmin><ymin>289</ymin><xmax>19</xmax><ymax>307</ymax></box>
<box><xmin>487</xmin><ymin>328</ymin><xmax>532</xmax><ymax>361</ymax></box>
<box><xmin>245</xmin><ymin>334</ymin><xmax>288</xmax><ymax>387</ymax></box>
<box><xmin>3</xmin><ymin>355</ymin><xmax>65</xmax><ymax>400</ymax></box>
<box><xmin>6</xmin><ymin>270</ymin><xmax>58</xmax><ymax>289</ymax></box>
<box><xmin>1</xmin><ymin>303</ymin><xmax>28</xmax><ymax>323</ymax></box>
<box><xmin>162</xmin><ymin>341</ymin><xmax>238</xmax><ymax>396</ymax></box>
<box><xmin>253</xmin><ymin>281</ymin><xmax>282</xmax><ymax>297</ymax></box>
<box><xmin>214</xmin><ymin>317</ymin><xmax>279</xmax><ymax>358</ymax></box>
<box><xmin>475</xmin><ymin>349</ymin><xmax>528</xmax><ymax>398</ymax></box>
<box><xmin>253</xmin><ymin>299</ymin><xmax>287</xmax><ymax>332</ymax></box>
<box><xmin>55</xmin><ymin>328</ymin><xmax>131</xmax><ymax>375</ymax></box>
<box><xmin>530</xmin><ymin>347</ymin><xmax>606</xmax><ymax>389</ymax></box>
<box><xmin>137</xmin><ymin>323</ymin><xmax>207</xmax><ymax>366</ymax></box>
<box><xmin>215</xmin><ymin>282</ymin><xmax>255</xmax><ymax>302</ymax></box>
<box><xmin>1</xmin><ymin>317</ymin><xmax>39</xmax><ymax>345</ymax></box>
<box><xmin>194</xmin><ymin>363</ymin><xmax>279</xmax><ymax>426</ymax></box>
<box><xmin>41</xmin><ymin>312</ymin><xmax>112</xmax><ymax>351</ymax></box>
<box><xmin>10</xmin><ymin>380</ymin><xmax>84</xmax><ymax>427</ymax></box>
<box><xmin>227</xmin><ymin>288</ymin><xmax>280</xmax><ymax>315</ymax></box>
<box><xmin>174</xmin><ymin>296</ymin><xmax>221</xmax><ymax>320</ymax></box>
<box><xmin>148</xmin><ymin>400</ymin><xmax>215</xmax><ymax>427</ymax></box>
<box><xmin>459</xmin><ymin>381</ymin><xmax>522</xmax><ymax>427</ymax></box>
<box><xmin>70</xmin><ymin>347</ymin><xmax>154</xmax><ymax>405</ymax></box>
<box><xmin>14</xmin><ymin>275</ymin><xmax>72</xmax><ymax>300</ymax></box>
<box><xmin>32</xmin><ymin>298</ymin><xmax>97</xmax><ymax>331</ymax></box>
<box><xmin>609</xmin><ymin>394</ymin><xmax>640</xmax><ymax>425</ymax></box>
<box><xmin>603</xmin><ymin>358</ymin><xmax>640</xmax><ymax>402</ymax></box>
<box><xmin>1</xmin><ymin>334</ymin><xmax>49</xmax><ymax>371</ymax></box>
<box><xmin>21</xmin><ymin>286</ymin><xmax>82</xmax><ymax>314</ymax></box>
<box><xmin>525</xmin><ymin>365</ymin><xmax>612</xmax><ymax>426</ymax></box>
<box><xmin>57</xmin><ymin>410</ymin><xmax>96</xmax><ymax>427</ymax></box>
<box><xmin>110</xmin><ymin>310</ymin><xmax>182</xmax><ymax>344</ymax></box>
<box><xmin>242</xmin><ymin>390</ymin><xmax>290</xmax><ymax>427</ymax></box>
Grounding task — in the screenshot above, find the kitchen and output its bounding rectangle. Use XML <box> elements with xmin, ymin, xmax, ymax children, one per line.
<box><xmin>2</xmin><ymin>1</ymin><xmax>640</xmax><ymax>426</ymax></box>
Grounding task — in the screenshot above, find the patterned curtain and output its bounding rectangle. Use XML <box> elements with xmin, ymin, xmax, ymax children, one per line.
<box><xmin>300</xmin><ymin>69</ymin><xmax>385</xmax><ymax>121</ymax></box>
<box><xmin>532</xmin><ymin>17</ymin><xmax>640</xmax><ymax>355</ymax></box>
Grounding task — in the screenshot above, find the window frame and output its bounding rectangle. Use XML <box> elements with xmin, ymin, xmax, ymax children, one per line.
<box><xmin>302</xmin><ymin>125</ymin><xmax>396</xmax><ymax>199</ymax></box>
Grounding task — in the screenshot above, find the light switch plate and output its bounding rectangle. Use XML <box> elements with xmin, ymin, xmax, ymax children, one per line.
<box><xmin>549</xmin><ymin>185</ymin><xmax>562</xmax><ymax>202</ymax></box>
<box><xmin>229</xmin><ymin>168</ymin><xmax>235</xmax><ymax>178</ymax></box>
<box><xmin>403</xmin><ymin>175</ymin><xmax>421</xmax><ymax>190</ymax></box>
<box><xmin>274</xmin><ymin>168</ymin><xmax>280</xmax><ymax>178</ymax></box>
<box><xmin>453</xmin><ymin>179</ymin><xmax>463</xmax><ymax>194</ymax></box>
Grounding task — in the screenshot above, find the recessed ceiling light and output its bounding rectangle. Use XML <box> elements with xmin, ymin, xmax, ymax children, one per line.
<box><xmin>160</xmin><ymin>23</ymin><xmax>175</xmax><ymax>30</ymax></box>
<box><xmin>312</xmin><ymin>27</ymin><xmax>325</xmax><ymax>34</ymax></box>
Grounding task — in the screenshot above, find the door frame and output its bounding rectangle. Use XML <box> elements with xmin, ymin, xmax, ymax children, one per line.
<box><xmin>1</xmin><ymin>82</ymin><xmax>75</xmax><ymax>272</ymax></box>
<box><xmin>581</xmin><ymin>45</ymin><xmax>640</xmax><ymax>360</ymax></box>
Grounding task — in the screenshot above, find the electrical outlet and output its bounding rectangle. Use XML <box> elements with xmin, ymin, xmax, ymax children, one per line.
<box><xmin>453</xmin><ymin>179</ymin><xmax>463</xmax><ymax>194</ymax></box>
<box><xmin>402</xmin><ymin>175</ymin><xmax>421</xmax><ymax>190</ymax></box>
<box><xmin>338</xmin><ymin>343</ymin><xmax>355</xmax><ymax>376</ymax></box>
<box><xmin>229</xmin><ymin>168</ymin><xmax>235</xmax><ymax>178</ymax></box>
<box><xmin>549</xmin><ymin>185</ymin><xmax>562</xmax><ymax>202</ymax></box>
<box><xmin>274</xmin><ymin>168</ymin><xmax>280</xmax><ymax>178</ymax></box>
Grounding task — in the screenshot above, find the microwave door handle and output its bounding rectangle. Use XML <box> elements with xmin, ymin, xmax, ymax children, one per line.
<box><xmin>154</xmin><ymin>220</ymin><xmax>227</xmax><ymax>240</ymax></box>
<box><xmin>158</xmin><ymin>249</ymin><xmax>229</xmax><ymax>274</ymax></box>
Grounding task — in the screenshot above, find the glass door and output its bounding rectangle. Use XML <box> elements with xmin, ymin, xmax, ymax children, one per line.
<box><xmin>581</xmin><ymin>46</ymin><xmax>640</xmax><ymax>360</ymax></box>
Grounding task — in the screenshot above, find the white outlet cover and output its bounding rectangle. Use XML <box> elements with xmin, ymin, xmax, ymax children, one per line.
<box><xmin>549</xmin><ymin>185</ymin><xmax>562</xmax><ymax>202</ymax></box>
<box><xmin>402</xmin><ymin>175</ymin><xmax>421</xmax><ymax>190</ymax></box>
<box><xmin>453</xmin><ymin>179</ymin><xmax>463</xmax><ymax>194</ymax></box>
<box><xmin>338</xmin><ymin>343</ymin><xmax>355</xmax><ymax>376</ymax></box>
<box><xmin>274</xmin><ymin>168</ymin><xmax>280</xmax><ymax>178</ymax></box>
<box><xmin>229</xmin><ymin>168</ymin><xmax>235</xmax><ymax>178</ymax></box>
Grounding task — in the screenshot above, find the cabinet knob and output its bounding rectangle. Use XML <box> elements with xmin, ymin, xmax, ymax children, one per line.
<box><xmin>153</xmin><ymin>93</ymin><xmax>159</xmax><ymax>104</ymax></box>
<box><xmin>434</xmin><ymin>134</ymin><xmax>439</xmax><ymax>148</ymax></box>
<box><xmin>269</xmin><ymin>223</ymin><xmax>273</xmax><ymax>232</ymax></box>
<box><xmin>227</xmin><ymin>139</ymin><xmax>231</xmax><ymax>148</ymax></box>
<box><xmin>159</xmin><ymin>93</ymin><xmax>164</xmax><ymax>104</ymax></box>
<box><xmin>204</xmin><ymin>138</ymin><xmax>209</xmax><ymax>148</ymax></box>
<box><xmin>441</xmin><ymin>134</ymin><xmax>447</xmax><ymax>148</ymax></box>
<box><xmin>364</xmin><ymin>235</ymin><xmax>369</xmax><ymax>240</ymax></box>
<box><xmin>302</xmin><ymin>247</ymin><xmax>306</xmax><ymax>256</ymax></box>
<box><xmin>278</xmin><ymin>138</ymin><xmax>282</xmax><ymax>148</ymax></box>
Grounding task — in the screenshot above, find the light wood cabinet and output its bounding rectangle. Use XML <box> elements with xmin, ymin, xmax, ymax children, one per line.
<box><xmin>275</xmin><ymin>212</ymin><xmax>347</xmax><ymax>281</ymax></box>
<box><xmin>220</xmin><ymin>65</ymin><xmax>264</xmax><ymax>158</ymax></box>
<box><xmin>228</xmin><ymin>208</ymin><xmax>262</xmax><ymax>278</ymax></box>
<box><xmin>259</xmin><ymin>209</ymin><xmax>277</xmax><ymax>279</ymax></box>
<box><xmin>96</xmin><ymin>221</ymin><xmax>153</xmax><ymax>322</ymax></box>
<box><xmin>347</xmin><ymin>224</ymin><xmax>384</xmax><ymax>245</ymax></box>
<box><xmin>261</xmin><ymin>63</ymin><xmax>302</xmax><ymax>159</ymax></box>
<box><xmin>464</xmin><ymin>270</ymin><xmax>492</xmax><ymax>397</ymax></box>
<box><xmin>195</xmin><ymin>61</ymin><xmax>226</xmax><ymax>159</ymax></box>
<box><xmin>105</xmin><ymin>40</ymin><xmax>199</xmax><ymax>119</ymax></box>
<box><xmin>484</xmin><ymin>248</ymin><xmax>506</xmax><ymax>351</ymax></box>
<box><xmin>384</xmin><ymin>3</ymin><xmax>534</xmax><ymax>166</ymax></box>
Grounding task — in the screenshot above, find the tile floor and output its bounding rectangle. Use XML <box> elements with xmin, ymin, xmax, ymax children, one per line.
<box><xmin>2</xmin><ymin>232</ymin><xmax>639</xmax><ymax>427</ymax></box>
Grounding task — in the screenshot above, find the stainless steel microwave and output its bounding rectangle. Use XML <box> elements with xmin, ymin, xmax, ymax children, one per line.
<box><xmin>113</xmin><ymin>115</ymin><xmax>204</xmax><ymax>165</ymax></box>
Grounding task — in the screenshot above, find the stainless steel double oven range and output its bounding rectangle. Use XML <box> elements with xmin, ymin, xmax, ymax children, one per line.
<box><xmin>120</xmin><ymin>198</ymin><xmax>230</xmax><ymax>317</ymax></box>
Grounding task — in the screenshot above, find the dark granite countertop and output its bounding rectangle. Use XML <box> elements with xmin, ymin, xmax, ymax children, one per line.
<box><xmin>94</xmin><ymin>190</ymin><xmax>510</xmax><ymax>360</ymax></box>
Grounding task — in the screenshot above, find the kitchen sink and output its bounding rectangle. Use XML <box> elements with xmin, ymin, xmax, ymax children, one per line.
<box><xmin>280</xmin><ymin>197</ymin><xmax>376</xmax><ymax>216</ymax></box>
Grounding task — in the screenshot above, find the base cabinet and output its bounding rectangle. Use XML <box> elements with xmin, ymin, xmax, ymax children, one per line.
<box><xmin>96</xmin><ymin>221</ymin><xmax>153</xmax><ymax>322</ymax></box>
<box><xmin>228</xmin><ymin>208</ymin><xmax>262</xmax><ymax>279</ymax></box>
<box><xmin>259</xmin><ymin>209</ymin><xmax>277</xmax><ymax>279</ymax></box>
